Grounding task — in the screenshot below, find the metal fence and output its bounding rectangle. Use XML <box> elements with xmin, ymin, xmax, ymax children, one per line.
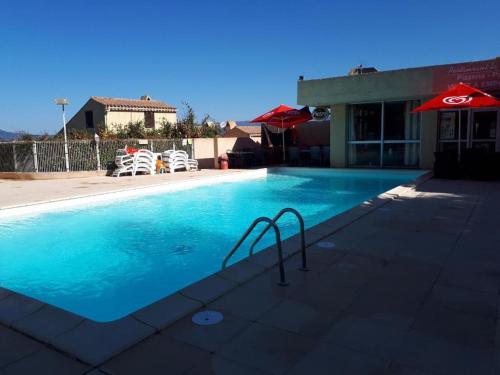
<box><xmin>0</xmin><ymin>139</ymin><xmax>193</xmax><ymax>173</ymax></box>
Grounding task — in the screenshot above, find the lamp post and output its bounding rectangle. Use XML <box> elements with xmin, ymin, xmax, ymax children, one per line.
<box><xmin>55</xmin><ymin>98</ymin><xmax>70</xmax><ymax>172</ymax></box>
<box><xmin>94</xmin><ymin>133</ymin><xmax>101</xmax><ymax>171</ymax></box>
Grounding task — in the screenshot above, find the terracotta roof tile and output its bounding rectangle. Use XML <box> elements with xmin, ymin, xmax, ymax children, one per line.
<box><xmin>91</xmin><ymin>96</ymin><xmax>176</xmax><ymax>112</ymax></box>
<box><xmin>236</xmin><ymin>126</ymin><xmax>262</xmax><ymax>134</ymax></box>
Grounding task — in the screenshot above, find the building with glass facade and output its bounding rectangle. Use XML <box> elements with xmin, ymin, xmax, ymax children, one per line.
<box><xmin>297</xmin><ymin>57</ymin><xmax>500</xmax><ymax>169</ymax></box>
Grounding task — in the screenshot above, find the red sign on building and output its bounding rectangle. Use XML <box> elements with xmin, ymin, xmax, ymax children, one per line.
<box><xmin>432</xmin><ymin>57</ymin><xmax>500</xmax><ymax>93</ymax></box>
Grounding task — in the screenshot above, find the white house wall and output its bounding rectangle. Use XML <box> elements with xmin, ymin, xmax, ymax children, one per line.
<box><xmin>154</xmin><ymin>112</ymin><xmax>177</xmax><ymax>127</ymax></box>
<box><xmin>65</xmin><ymin>100</ymin><xmax>107</xmax><ymax>132</ymax></box>
<box><xmin>107</xmin><ymin>111</ymin><xmax>177</xmax><ymax>131</ymax></box>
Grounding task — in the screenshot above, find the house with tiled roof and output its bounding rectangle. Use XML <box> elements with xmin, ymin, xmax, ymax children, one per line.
<box><xmin>223</xmin><ymin>121</ymin><xmax>262</xmax><ymax>143</ymax></box>
<box><xmin>65</xmin><ymin>95</ymin><xmax>177</xmax><ymax>133</ymax></box>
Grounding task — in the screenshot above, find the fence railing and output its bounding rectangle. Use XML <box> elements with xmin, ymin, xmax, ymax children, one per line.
<box><xmin>0</xmin><ymin>139</ymin><xmax>193</xmax><ymax>173</ymax></box>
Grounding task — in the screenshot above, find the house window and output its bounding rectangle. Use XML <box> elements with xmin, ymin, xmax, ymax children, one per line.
<box><xmin>348</xmin><ymin>100</ymin><xmax>420</xmax><ymax>167</ymax></box>
<box><xmin>144</xmin><ymin>112</ymin><xmax>155</xmax><ymax>128</ymax></box>
<box><xmin>85</xmin><ymin>111</ymin><xmax>94</xmax><ymax>129</ymax></box>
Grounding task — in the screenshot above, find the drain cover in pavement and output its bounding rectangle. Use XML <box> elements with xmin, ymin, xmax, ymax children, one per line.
<box><xmin>316</xmin><ymin>241</ymin><xmax>336</xmax><ymax>249</ymax></box>
<box><xmin>192</xmin><ymin>310</ymin><xmax>224</xmax><ymax>326</ymax></box>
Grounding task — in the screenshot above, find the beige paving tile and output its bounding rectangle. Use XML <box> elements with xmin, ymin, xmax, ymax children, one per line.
<box><xmin>0</xmin><ymin>326</ymin><xmax>44</xmax><ymax>368</ymax></box>
<box><xmin>0</xmin><ymin>288</ymin><xmax>11</xmax><ymax>301</ymax></box>
<box><xmin>51</xmin><ymin>317</ymin><xmax>155</xmax><ymax>366</ymax></box>
<box><xmin>346</xmin><ymin>290</ymin><xmax>421</xmax><ymax>328</ymax></box>
<box><xmin>216</xmin><ymin>259</ymin><xmax>267</xmax><ymax>285</ymax></box>
<box><xmin>285</xmin><ymin>277</ymin><xmax>361</xmax><ymax>315</ymax></box>
<box><xmin>322</xmin><ymin>315</ymin><xmax>410</xmax><ymax>360</ymax></box>
<box><xmin>185</xmin><ymin>354</ymin><xmax>272</xmax><ymax>375</ymax></box>
<box><xmin>0</xmin><ymin>294</ymin><xmax>45</xmax><ymax>325</ymax></box>
<box><xmin>426</xmin><ymin>284</ymin><xmax>497</xmax><ymax>318</ymax></box>
<box><xmin>247</xmin><ymin>247</ymin><xmax>283</xmax><ymax>269</ymax></box>
<box><xmin>208</xmin><ymin>283</ymin><xmax>283</xmax><ymax>321</ymax></box>
<box><xmin>411</xmin><ymin>304</ymin><xmax>496</xmax><ymax>351</ymax></box>
<box><xmin>386</xmin><ymin>362</ymin><xmax>439</xmax><ymax>375</ymax></box>
<box><xmin>286</xmin><ymin>247</ymin><xmax>344</xmax><ymax>273</ymax></box>
<box><xmin>287</xmin><ymin>342</ymin><xmax>389</xmax><ymax>375</ymax></box>
<box><xmin>218</xmin><ymin>322</ymin><xmax>315</xmax><ymax>375</ymax></box>
<box><xmin>1</xmin><ymin>348</ymin><xmax>89</xmax><ymax>375</ymax></box>
<box><xmin>393</xmin><ymin>332</ymin><xmax>494</xmax><ymax>375</ymax></box>
<box><xmin>12</xmin><ymin>304</ymin><xmax>84</xmax><ymax>342</ymax></box>
<box><xmin>257</xmin><ymin>299</ymin><xmax>335</xmax><ymax>337</ymax></box>
<box><xmin>439</xmin><ymin>264</ymin><xmax>500</xmax><ymax>294</ymax></box>
<box><xmin>101</xmin><ymin>334</ymin><xmax>210</xmax><ymax>375</ymax></box>
<box><xmin>132</xmin><ymin>292</ymin><xmax>202</xmax><ymax>330</ymax></box>
<box><xmin>180</xmin><ymin>275</ymin><xmax>237</xmax><ymax>305</ymax></box>
<box><xmin>83</xmin><ymin>370</ymin><xmax>108</xmax><ymax>375</ymax></box>
<box><xmin>162</xmin><ymin>311</ymin><xmax>251</xmax><ymax>352</ymax></box>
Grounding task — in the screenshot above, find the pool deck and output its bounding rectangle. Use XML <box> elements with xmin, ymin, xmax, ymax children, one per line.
<box><xmin>0</xmin><ymin>169</ymin><xmax>244</xmax><ymax>209</ymax></box>
<box><xmin>1</xmin><ymin>174</ymin><xmax>500</xmax><ymax>374</ymax></box>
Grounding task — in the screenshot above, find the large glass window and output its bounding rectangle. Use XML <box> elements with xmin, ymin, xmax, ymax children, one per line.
<box><xmin>350</xmin><ymin>103</ymin><xmax>381</xmax><ymax>141</ymax></box>
<box><xmin>349</xmin><ymin>144</ymin><xmax>381</xmax><ymax>167</ymax></box>
<box><xmin>348</xmin><ymin>100</ymin><xmax>420</xmax><ymax>168</ymax></box>
<box><xmin>437</xmin><ymin>109</ymin><xmax>499</xmax><ymax>156</ymax></box>
<box><xmin>471</xmin><ymin>110</ymin><xmax>497</xmax><ymax>152</ymax></box>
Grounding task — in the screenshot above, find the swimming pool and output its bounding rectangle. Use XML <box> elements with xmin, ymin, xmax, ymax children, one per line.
<box><xmin>0</xmin><ymin>168</ymin><xmax>423</xmax><ymax>322</ymax></box>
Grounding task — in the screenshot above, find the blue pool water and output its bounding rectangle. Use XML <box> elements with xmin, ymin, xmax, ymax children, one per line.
<box><xmin>0</xmin><ymin>168</ymin><xmax>423</xmax><ymax>321</ymax></box>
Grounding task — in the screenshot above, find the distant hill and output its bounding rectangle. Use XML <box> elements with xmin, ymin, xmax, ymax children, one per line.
<box><xmin>0</xmin><ymin>129</ymin><xmax>19</xmax><ymax>141</ymax></box>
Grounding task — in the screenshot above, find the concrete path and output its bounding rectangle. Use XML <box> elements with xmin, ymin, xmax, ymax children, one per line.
<box><xmin>1</xmin><ymin>178</ymin><xmax>499</xmax><ymax>374</ymax></box>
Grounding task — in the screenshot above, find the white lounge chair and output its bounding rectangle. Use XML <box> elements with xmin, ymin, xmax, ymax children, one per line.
<box><xmin>177</xmin><ymin>150</ymin><xmax>199</xmax><ymax>171</ymax></box>
<box><xmin>161</xmin><ymin>150</ymin><xmax>198</xmax><ymax>173</ymax></box>
<box><xmin>112</xmin><ymin>149</ymin><xmax>135</xmax><ymax>177</ymax></box>
<box><xmin>133</xmin><ymin>149</ymin><xmax>156</xmax><ymax>176</ymax></box>
<box><xmin>113</xmin><ymin>148</ymin><xmax>156</xmax><ymax>177</ymax></box>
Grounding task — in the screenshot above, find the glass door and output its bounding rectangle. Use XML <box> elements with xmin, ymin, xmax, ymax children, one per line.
<box><xmin>348</xmin><ymin>101</ymin><xmax>421</xmax><ymax>167</ymax></box>
<box><xmin>348</xmin><ymin>103</ymin><xmax>382</xmax><ymax>167</ymax></box>
<box><xmin>437</xmin><ymin>110</ymin><xmax>468</xmax><ymax>155</ymax></box>
<box><xmin>470</xmin><ymin>110</ymin><xmax>498</xmax><ymax>152</ymax></box>
<box><xmin>383</xmin><ymin>101</ymin><xmax>420</xmax><ymax>167</ymax></box>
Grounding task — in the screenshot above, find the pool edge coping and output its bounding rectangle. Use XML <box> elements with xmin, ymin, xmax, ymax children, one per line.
<box><xmin>0</xmin><ymin>169</ymin><xmax>433</xmax><ymax>367</ymax></box>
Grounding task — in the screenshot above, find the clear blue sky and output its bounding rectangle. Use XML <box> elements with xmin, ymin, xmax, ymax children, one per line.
<box><xmin>0</xmin><ymin>0</ymin><xmax>499</xmax><ymax>133</ymax></box>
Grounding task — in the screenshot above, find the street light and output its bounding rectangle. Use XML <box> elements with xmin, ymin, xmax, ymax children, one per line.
<box><xmin>55</xmin><ymin>98</ymin><xmax>70</xmax><ymax>172</ymax></box>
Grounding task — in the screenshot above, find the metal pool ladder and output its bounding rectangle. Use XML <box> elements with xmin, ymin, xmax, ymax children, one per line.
<box><xmin>221</xmin><ymin>208</ymin><xmax>308</xmax><ymax>286</ymax></box>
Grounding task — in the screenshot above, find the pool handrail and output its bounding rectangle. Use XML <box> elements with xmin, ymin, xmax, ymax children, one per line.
<box><xmin>221</xmin><ymin>216</ymin><xmax>288</xmax><ymax>286</ymax></box>
<box><xmin>249</xmin><ymin>207</ymin><xmax>308</xmax><ymax>272</ymax></box>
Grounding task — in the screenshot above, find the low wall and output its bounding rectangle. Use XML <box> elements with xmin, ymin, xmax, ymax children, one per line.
<box><xmin>192</xmin><ymin>138</ymin><xmax>216</xmax><ymax>169</ymax></box>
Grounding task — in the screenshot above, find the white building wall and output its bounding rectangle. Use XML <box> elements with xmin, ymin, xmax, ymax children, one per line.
<box><xmin>106</xmin><ymin>111</ymin><xmax>177</xmax><ymax>131</ymax></box>
<box><xmin>155</xmin><ymin>112</ymin><xmax>177</xmax><ymax>127</ymax></box>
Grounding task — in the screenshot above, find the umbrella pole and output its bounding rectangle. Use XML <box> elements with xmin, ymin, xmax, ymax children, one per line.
<box><xmin>282</xmin><ymin>118</ymin><xmax>285</xmax><ymax>162</ymax></box>
<box><xmin>458</xmin><ymin>109</ymin><xmax>461</xmax><ymax>161</ymax></box>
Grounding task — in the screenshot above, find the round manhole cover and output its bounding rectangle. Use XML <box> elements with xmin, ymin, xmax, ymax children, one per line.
<box><xmin>316</xmin><ymin>241</ymin><xmax>336</xmax><ymax>249</ymax></box>
<box><xmin>192</xmin><ymin>310</ymin><xmax>224</xmax><ymax>326</ymax></box>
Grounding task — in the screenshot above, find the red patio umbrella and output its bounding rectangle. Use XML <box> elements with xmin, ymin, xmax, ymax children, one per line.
<box><xmin>412</xmin><ymin>83</ymin><xmax>500</xmax><ymax>159</ymax></box>
<box><xmin>250</xmin><ymin>105</ymin><xmax>312</xmax><ymax>161</ymax></box>
<box><xmin>412</xmin><ymin>82</ymin><xmax>500</xmax><ymax>112</ymax></box>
